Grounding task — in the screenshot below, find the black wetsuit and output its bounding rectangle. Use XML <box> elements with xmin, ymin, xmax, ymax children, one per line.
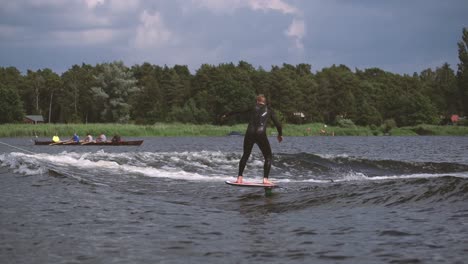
<box><xmin>226</xmin><ymin>104</ymin><xmax>282</xmax><ymax>178</ymax></box>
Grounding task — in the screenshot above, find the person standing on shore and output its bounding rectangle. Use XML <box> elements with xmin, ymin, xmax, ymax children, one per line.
<box><xmin>222</xmin><ymin>94</ymin><xmax>283</xmax><ymax>185</ymax></box>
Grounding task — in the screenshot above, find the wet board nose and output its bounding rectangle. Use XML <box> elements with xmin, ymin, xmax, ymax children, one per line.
<box><xmin>225</xmin><ymin>180</ymin><xmax>278</xmax><ymax>188</ymax></box>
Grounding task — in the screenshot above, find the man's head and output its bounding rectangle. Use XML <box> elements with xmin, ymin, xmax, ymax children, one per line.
<box><xmin>256</xmin><ymin>94</ymin><xmax>266</xmax><ymax>105</ymax></box>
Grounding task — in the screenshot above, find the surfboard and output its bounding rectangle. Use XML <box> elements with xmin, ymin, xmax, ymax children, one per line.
<box><xmin>225</xmin><ymin>180</ymin><xmax>278</xmax><ymax>188</ymax></box>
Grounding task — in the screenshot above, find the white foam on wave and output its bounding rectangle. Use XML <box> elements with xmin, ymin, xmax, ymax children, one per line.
<box><xmin>0</xmin><ymin>151</ymin><xmax>240</xmax><ymax>182</ymax></box>
<box><xmin>276</xmin><ymin>178</ymin><xmax>331</xmax><ymax>183</ymax></box>
<box><xmin>16</xmin><ymin>163</ymin><xmax>46</xmax><ymax>175</ymax></box>
<box><xmin>362</xmin><ymin>172</ymin><xmax>468</xmax><ymax>180</ymax></box>
<box><xmin>0</xmin><ymin>152</ymin><xmax>45</xmax><ymax>175</ymax></box>
<box><xmin>120</xmin><ymin>164</ymin><xmax>232</xmax><ymax>181</ymax></box>
<box><xmin>316</xmin><ymin>153</ymin><xmax>350</xmax><ymax>159</ymax></box>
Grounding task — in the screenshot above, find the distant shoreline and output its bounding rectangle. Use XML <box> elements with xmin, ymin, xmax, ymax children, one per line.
<box><xmin>0</xmin><ymin>123</ymin><xmax>467</xmax><ymax>138</ymax></box>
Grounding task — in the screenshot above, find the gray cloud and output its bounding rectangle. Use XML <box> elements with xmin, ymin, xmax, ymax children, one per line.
<box><xmin>0</xmin><ymin>0</ymin><xmax>467</xmax><ymax>74</ymax></box>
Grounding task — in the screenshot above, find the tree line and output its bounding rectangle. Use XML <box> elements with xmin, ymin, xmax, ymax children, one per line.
<box><xmin>1</xmin><ymin>28</ymin><xmax>467</xmax><ymax>127</ymax></box>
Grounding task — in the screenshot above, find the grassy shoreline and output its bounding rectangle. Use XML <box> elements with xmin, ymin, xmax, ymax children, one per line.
<box><xmin>0</xmin><ymin>123</ymin><xmax>467</xmax><ymax>138</ymax></box>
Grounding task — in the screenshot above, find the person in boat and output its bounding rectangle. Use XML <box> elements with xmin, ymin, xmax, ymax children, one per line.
<box><xmin>71</xmin><ymin>133</ymin><xmax>80</xmax><ymax>143</ymax></box>
<box><xmin>111</xmin><ymin>135</ymin><xmax>121</xmax><ymax>143</ymax></box>
<box><xmin>52</xmin><ymin>134</ymin><xmax>60</xmax><ymax>143</ymax></box>
<box><xmin>83</xmin><ymin>133</ymin><xmax>93</xmax><ymax>142</ymax></box>
<box><xmin>221</xmin><ymin>94</ymin><xmax>283</xmax><ymax>185</ymax></box>
<box><xmin>96</xmin><ymin>133</ymin><xmax>107</xmax><ymax>142</ymax></box>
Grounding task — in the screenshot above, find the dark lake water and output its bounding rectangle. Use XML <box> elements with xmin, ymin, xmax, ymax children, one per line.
<box><xmin>1</xmin><ymin>136</ymin><xmax>468</xmax><ymax>263</ymax></box>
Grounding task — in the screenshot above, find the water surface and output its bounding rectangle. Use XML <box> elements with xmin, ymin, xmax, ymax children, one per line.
<box><xmin>1</xmin><ymin>136</ymin><xmax>467</xmax><ymax>263</ymax></box>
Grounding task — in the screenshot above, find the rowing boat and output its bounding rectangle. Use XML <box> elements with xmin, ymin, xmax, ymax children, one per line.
<box><xmin>34</xmin><ymin>140</ymin><xmax>143</xmax><ymax>146</ymax></box>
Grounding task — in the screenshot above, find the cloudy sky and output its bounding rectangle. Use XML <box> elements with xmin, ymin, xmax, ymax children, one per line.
<box><xmin>1</xmin><ymin>0</ymin><xmax>467</xmax><ymax>74</ymax></box>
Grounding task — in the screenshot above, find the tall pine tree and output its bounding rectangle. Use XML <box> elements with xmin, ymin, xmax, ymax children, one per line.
<box><xmin>457</xmin><ymin>27</ymin><xmax>468</xmax><ymax>115</ymax></box>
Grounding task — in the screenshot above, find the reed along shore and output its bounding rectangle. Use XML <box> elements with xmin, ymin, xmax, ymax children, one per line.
<box><xmin>0</xmin><ymin>123</ymin><xmax>467</xmax><ymax>138</ymax></box>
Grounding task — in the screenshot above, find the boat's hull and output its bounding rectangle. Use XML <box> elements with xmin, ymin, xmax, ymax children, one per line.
<box><xmin>35</xmin><ymin>140</ymin><xmax>143</xmax><ymax>146</ymax></box>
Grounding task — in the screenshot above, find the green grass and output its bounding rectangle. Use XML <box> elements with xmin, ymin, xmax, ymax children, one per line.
<box><xmin>394</xmin><ymin>124</ymin><xmax>468</xmax><ymax>136</ymax></box>
<box><xmin>283</xmin><ymin>123</ymin><xmax>378</xmax><ymax>136</ymax></box>
<box><xmin>0</xmin><ymin>123</ymin><xmax>467</xmax><ymax>138</ymax></box>
<box><xmin>0</xmin><ymin>123</ymin><xmax>248</xmax><ymax>138</ymax></box>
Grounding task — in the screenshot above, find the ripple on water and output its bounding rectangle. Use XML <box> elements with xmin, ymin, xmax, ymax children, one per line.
<box><xmin>379</xmin><ymin>230</ymin><xmax>416</xmax><ymax>237</ymax></box>
<box><xmin>316</xmin><ymin>250</ymin><xmax>353</xmax><ymax>261</ymax></box>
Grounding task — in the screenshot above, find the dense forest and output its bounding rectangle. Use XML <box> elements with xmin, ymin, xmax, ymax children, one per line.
<box><xmin>1</xmin><ymin>28</ymin><xmax>467</xmax><ymax>127</ymax></box>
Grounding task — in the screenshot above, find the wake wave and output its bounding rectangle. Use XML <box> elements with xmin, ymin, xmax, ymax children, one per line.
<box><xmin>2</xmin><ymin>150</ymin><xmax>468</xmax><ymax>209</ymax></box>
<box><xmin>1</xmin><ymin>151</ymin><xmax>467</xmax><ymax>184</ymax></box>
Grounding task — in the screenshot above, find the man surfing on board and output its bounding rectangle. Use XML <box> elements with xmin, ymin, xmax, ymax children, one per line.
<box><xmin>222</xmin><ymin>94</ymin><xmax>283</xmax><ymax>185</ymax></box>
